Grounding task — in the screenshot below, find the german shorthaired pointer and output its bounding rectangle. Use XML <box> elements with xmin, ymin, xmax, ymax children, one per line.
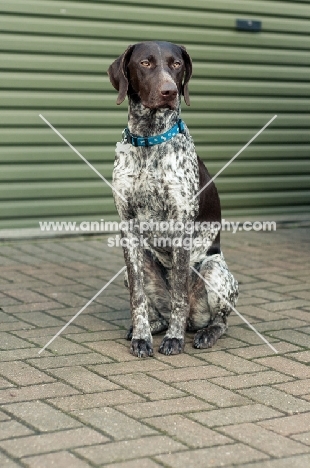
<box><xmin>108</xmin><ymin>41</ymin><xmax>238</xmax><ymax>357</ymax></box>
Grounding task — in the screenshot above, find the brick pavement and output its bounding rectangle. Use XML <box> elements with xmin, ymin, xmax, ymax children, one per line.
<box><xmin>0</xmin><ymin>226</ymin><xmax>309</xmax><ymax>467</ymax></box>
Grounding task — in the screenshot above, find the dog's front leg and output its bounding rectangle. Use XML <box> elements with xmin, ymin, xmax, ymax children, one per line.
<box><xmin>159</xmin><ymin>233</ymin><xmax>190</xmax><ymax>355</ymax></box>
<box><xmin>121</xmin><ymin>224</ymin><xmax>153</xmax><ymax>358</ymax></box>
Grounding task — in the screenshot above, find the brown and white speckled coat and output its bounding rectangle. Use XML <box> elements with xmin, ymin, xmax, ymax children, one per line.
<box><xmin>108</xmin><ymin>41</ymin><xmax>238</xmax><ymax>357</ymax></box>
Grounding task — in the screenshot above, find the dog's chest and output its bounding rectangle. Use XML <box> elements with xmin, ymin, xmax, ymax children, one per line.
<box><xmin>113</xmin><ymin>137</ymin><xmax>199</xmax><ymax>220</ymax></box>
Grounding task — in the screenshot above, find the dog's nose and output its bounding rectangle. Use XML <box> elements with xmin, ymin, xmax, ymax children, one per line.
<box><xmin>160</xmin><ymin>83</ymin><xmax>178</xmax><ymax>99</ymax></box>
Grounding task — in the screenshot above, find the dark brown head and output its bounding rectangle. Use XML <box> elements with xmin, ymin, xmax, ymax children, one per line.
<box><xmin>107</xmin><ymin>41</ymin><xmax>192</xmax><ymax>110</ymax></box>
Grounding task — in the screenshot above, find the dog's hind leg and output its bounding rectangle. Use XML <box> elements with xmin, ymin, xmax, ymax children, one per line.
<box><xmin>189</xmin><ymin>254</ymin><xmax>238</xmax><ymax>349</ymax></box>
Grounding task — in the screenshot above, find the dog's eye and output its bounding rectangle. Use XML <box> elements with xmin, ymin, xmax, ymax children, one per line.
<box><xmin>141</xmin><ymin>60</ymin><xmax>151</xmax><ymax>67</ymax></box>
<box><xmin>173</xmin><ymin>61</ymin><xmax>182</xmax><ymax>69</ymax></box>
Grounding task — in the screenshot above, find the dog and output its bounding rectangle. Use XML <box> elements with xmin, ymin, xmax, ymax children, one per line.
<box><xmin>108</xmin><ymin>41</ymin><xmax>238</xmax><ymax>357</ymax></box>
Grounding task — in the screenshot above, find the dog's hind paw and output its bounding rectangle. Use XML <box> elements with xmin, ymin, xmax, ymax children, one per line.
<box><xmin>193</xmin><ymin>325</ymin><xmax>223</xmax><ymax>349</ymax></box>
<box><xmin>158</xmin><ymin>337</ymin><xmax>184</xmax><ymax>355</ymax></box>
<box><xmin>130</xmin><ymin>339</ymin><xmax>153</xmax><ymax>358</ymax></box>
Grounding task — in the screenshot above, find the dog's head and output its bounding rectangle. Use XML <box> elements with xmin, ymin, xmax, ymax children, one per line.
<box><xmin>108</xmin><ymin>41</ymin><xmax>192</xmax><ymax>109</ymax></box>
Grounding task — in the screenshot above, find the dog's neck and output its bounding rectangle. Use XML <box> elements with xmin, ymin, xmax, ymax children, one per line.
<box><xmin>127</xmin><ymin>97</ymin><xmax>181</xmax><ymax>137</ymax></box>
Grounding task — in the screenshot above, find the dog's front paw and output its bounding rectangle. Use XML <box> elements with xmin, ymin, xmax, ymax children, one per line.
<box><xmin>130</xmin><ymin>339</ymin><xmax>153</xmax><ymax>358</ymax></box>
<box><xmin>158</xmin><ymin>337</ymin><xmax>184</xmax><ymax>355</ymax></box>
<box><xmin>193</xmin><ymin>325</ymin><xmax>222</xmax><ymax>349</ymax></box>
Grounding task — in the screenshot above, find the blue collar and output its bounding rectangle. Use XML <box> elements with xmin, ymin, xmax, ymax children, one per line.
<box><xmin>123</xmin><ymin>119</ymin><xmax>185</xmax><ymax>147</ymax></box>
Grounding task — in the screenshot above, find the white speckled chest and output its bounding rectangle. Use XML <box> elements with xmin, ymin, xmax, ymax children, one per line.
<box><xmin>113</xmin><ymin>132</ymin><xmax>200</xmax><ymax>224</ymax></box>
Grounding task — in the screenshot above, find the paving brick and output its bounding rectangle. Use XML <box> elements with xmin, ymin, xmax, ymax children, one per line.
<box><xmin>104</xmin><ymin>459</ymin><xmax>162</xmax><ymax>468</ymax></box>
<box><xmin>176</xmin><ymin>380</ymin><xmax>251</xmax><ymax>407</ymax></box>
<box><xmin>280</xmin><ymin>309</ymin><xmax>310</xmax><ymax>322</ymax></box>
<box><xmin>84</xmin><ymin>340</ymin><xmax>137</xmax><ymax>361</ymax></box>
<box><xmin>145</xmin><ymin>414</ymin><xmax>232</xmax><ymax>448</ymax></box>
<box><xmin>210</xmin><ymin>371</ymin><xmax>293</xmax><ymax>389</ymax></box>
<box><xmin>230</xmin><ymin>342</ymin><xmax>300</xmax><ymax>359</ymax></box>
<box><xmin>275</xmin><ymin>379</ymin><xmax>310</xmax><ymax>396</ymax></box>
<box><xmin>0</xmin><ymin>310</ymin><xmax>17</xmax><ymax>323</ymax></box>
<box><xmin>0</xmin><ymin>348</ymin><xmax>45</xmax><ymax>362</ymax></box>
<box><xmin>2</xmin><ymin>289</ymin><xmax>49</xmax><ymax>304</ymax></box>
<box><xmin>153</xmin><ymin>353</ymin><xmax>209</xmax><ymax>368</ymax></box>
<box><xmin>89</xmin><ymin>359</ymin><xmax>170</xmax><ymax>376</ymax></box>
<box><xmin>0</xmin><ymin>295</ymin><xmax>21</xmax><ymax>307</ymax></box>
<box><xmin>258</xmin><ymin>412</ymin><xmax>310</xmax><ymax>435</ymax></box>
<box><xmin>67</xmin><ymin>315</ymin><xmax>120</xmax><ymax>332</ymax></box>
<box><xmin>292</xmin><ymin>432</ymin><xmax>310</xmax><ymax>445</ymax></box>
<box><xmin>76</xmin><ymin>407</ymin><xmax>155</xmax><ymax>440</ymax></box>
<box><xmin>0</xmin><ymin>382</ymin><xmax>79</xmax><ymax>404</ymax></box>
<box><xmin>225</xmin><ymin>326</ymin><xmax>268</xmax><ymax>345</ymax></box>
<box><xmin>272</xmin><ymin>284</ymin><xmax>310</xmax><ymax>294</ymax></box>
<box><xmin>4</xmin><ymin>401</ymin><xmax>81</xmax><ymax>432</ymax></box>
<box><xmin>234</xmin><ymin>305</ymin><xmax>285</xmax><ymax>322</ymax></box>
<box><xmin>254</xmin><ymin>356</ymin><xmax>310</xmax><ymax>379</ymax></box>
<box><xmin>27</xmin><ymin>352</ymin><xmax>112</xmax><ymax>369</ymax></box>
<box><xmin>189</xmin><ymin>404</ymin><xmax>282</xmax><ymax>427</ymax></box>
<box><xmin>260</xmin><ymin>299</ymin><xmax>307</xmax><ymax>311</ymax></box>
<box><xmin>14</xmin><ymin>325</ymin><xmax>82</xmax><ymax>339</ymax></box>
<box><xmin>0</xmin><ymin>377</ymin><xmax>14</xmax><ymax>389</ymax></box>
<box><xmin>117</xmin><ymin>396</ymin><xmax>213</xmax><ymax>418</ymax></box>
<box><xmin>220</xmin><ymin>422</ymin><xmax>309</xmax><ymax>457</ymax></box>
<box><xmin>290</xmin><ymin>290</ymin><xmax>310</xmax><ymax>300</ymax></box>
<box><xmin>250</xmin><ymin>289</ymin><xmax>290</xmax><ymax>301</ymax></box>
<box><xmin>0</xmin><ymin>411</ymin><xmax>10</xmax><ymax>421</ymax></box>
<box><xmin>109</xmin><ymin>373</ymin><xmax>185</xmax><ymax>400</ymax></box>
<box><xmin>239</xmin><ymin>281</ymin><xmax>279</xmax><ymax>291</ymax></box>
<box><xmin>149</xmin><ymin>364</ymin><xmax>232</xmax><ymax>383</ymax></box>
<box><xmin>254</xmin><ymin>318</ymin><xmax>308</xmax><ymax>332</ymax></box>
<box><xmin>0</xmin><ymin>270</ymin><xmax>38</xmax><ymax>284</ymax></box>
<box><xmin>3</xmin><ymin>302</ymin><xmax>63</xmax><ymax>314</ymax></box>
<box><xmin>49</xmin><ymin>366</ymin><xmax>119</xmax><ymax>393</ymax></box>
<box><xmin>0</xmin><ymin>361</ymin><xmax>54</xmax><ymax>386</ymax></box>
<box><xmin>66</xmin><ymin>329</ymin><xmax>128</xmax><ymax>343</ymax></box>
<box><xmin>33</xmin><ymin>336</ymin><xmax>90</xmax><ymax>355</ymax></box>
<box><xmin>267</xmin><ymin>329</ymin><xmax>310</xmax><ymax>347</ymax></box>
<box><xmin>21</xmin><ymin>451</ymin><xmax>90</xmax><ymax>468</ymax></box>
<box><xmin>239</xmin><ymin>386</ymin><xmax>310</xmax><ymax>413</ymax></box>
<box><xmin>51</xmin><ymin>389</ymin><xmax>145</xmax><ymax>412</ymax></box>
<box><xmin>240</xmin><ymin>454</ymin><xmax>310</xmax><ymax>468</ymax></box>
<box><xmin>0</xmin><ymin>321</ymin><xmax>35</xmax><ymax>333</ymax></box>
<box><xmin>0</xmin><ymin>332</ymin><xmax>34</xmax><ymax>350</ymax></box>
<box><xmin>0</xmin><ymin>452</ymin><xmax>20</xmax><ymax>468</ymax></box>
<box><xmin>29</xmin><ymin>273</ymin><xmax>77</xmax><ymax>286</ymax></box>
<box><xmin>75</xmin><ymin>435</ymin><xmax>185</xmax><ymax>465</ymax></box>
<box><xmin>255</xmin><ymin>274</ymin><xmax>300</xmax><ymax>286</ymax></box>
<box><xmin>155</xmin><ymin>442</ymin><xmax>268</xmax><ymax>467</ymax></box>
<box><xmin>0</xmin><ymin>427</ymin><xmax>108</xmax><ymax>458</ymax></box>
<box><xmin>12</xmin><ymin>311</ymin><xmax>65</xmax><ymax>328</ymax></box>
<box><xmin>236</xmin><ymin>295</ymin><xmax>269</xmax><ymax>306</ymax></box>
<box><xmin>287</xmin><ymin>350</ymin><xmax>310</xmax><ymax>363</ymax></box>
<box><xmin>0</xmin><ymin>420</ymin><xmax>33</xmax><ymax>440</ymax></box>
<box><xmin>198</xmin><ymin>351</ymin><xmax>267</xmax><ymax>373</ymax></box>
<box><xmin>49</xmin><ymin>304</ymin><xmax>104</xmax><ymax>317</ymax></box>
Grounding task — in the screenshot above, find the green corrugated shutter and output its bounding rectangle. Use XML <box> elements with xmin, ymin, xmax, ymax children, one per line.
<box><xmin>1</xmin><ymin>0</ymin><xmax>310</xmax><ymax>231</ymax></box>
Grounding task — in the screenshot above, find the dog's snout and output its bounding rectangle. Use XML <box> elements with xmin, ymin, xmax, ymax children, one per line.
<box><xmin>160</xmin><ymin>82</ymin><xmax>178</xmax><ymax>99</ymax></box>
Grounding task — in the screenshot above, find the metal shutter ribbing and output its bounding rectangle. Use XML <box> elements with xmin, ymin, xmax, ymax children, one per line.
<box><xmin>1</xmin><ymin>0</ymin><xmax>310</xmax><ymax>231</ymax></box>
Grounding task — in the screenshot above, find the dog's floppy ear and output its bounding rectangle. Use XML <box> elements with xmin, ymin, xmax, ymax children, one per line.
<box><xmin>107</xmin><ymin>45</ymin><xmax>135</xmax><ymax>105</ymax></box>
<box><xmin>179</xmin><ymin>45</ymin><xmax>192</xmax><ymax>106</ymax></box>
